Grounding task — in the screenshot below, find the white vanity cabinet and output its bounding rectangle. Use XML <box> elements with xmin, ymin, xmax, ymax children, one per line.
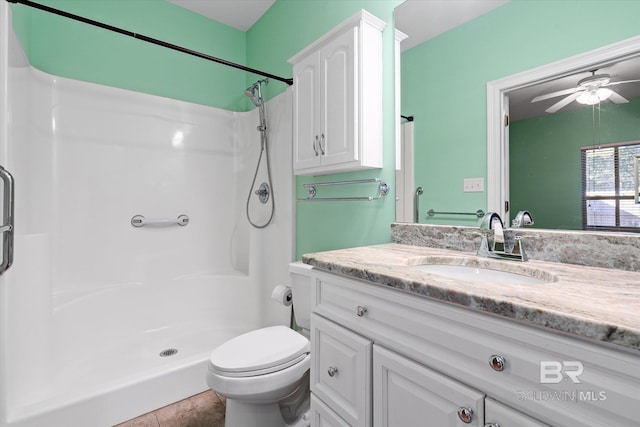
<box><xmin>311</xmin><ymin>313</ymin><xmax>371</xmax><ymax>427</ymax></box>
<box><xmin>373</xmin><ymin>345</ymin><xmax>485</xmax><ymax>426</ymax></box>
<box><xmin>288</xmin><ymin>10</ymin><xmax>385</xmax><ymax>176</ymax></box>
<box><xmin>307</xmin><ymin>267</ymin><xmax>640</xmax><ymax>427</ymax></box>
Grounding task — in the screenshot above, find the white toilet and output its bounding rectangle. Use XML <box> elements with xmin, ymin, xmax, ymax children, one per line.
<box><xmin>207</xmin><ymin>262</ymin><xmax>313</xmax><ymax>427</ymax></box>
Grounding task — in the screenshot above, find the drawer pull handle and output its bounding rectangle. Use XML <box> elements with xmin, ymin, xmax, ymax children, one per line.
<box><xmin>327</xmin><ymin>366</ymin><xmax>338</xmax><ymax>377</ymax></box>
<box><xmin>485</xmin><ymin>424</ymin><xmax>501</xmax><ymax>427</ymax></box>
<box><xmin>489</xmin><ymin>355</ymin><xmax>506</xmax><ymax>372</ymax></box>
<box><xmin>356</xmin><ymin>305</ymin><xmax>368</xmax><ymax>317</ymax></box>
<box><xmin>457</xmin><ymin>407</ymin><xmax>474</xmax><ymax>423</ymax></box>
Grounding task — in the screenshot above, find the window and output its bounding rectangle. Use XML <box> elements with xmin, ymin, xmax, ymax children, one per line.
<box><xmin>582</xmin><ymin>141</ymin><xmax>640</xmax><ymax>232</ymax></box>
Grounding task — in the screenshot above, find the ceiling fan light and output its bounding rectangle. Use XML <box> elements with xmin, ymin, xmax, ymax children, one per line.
<box><xmin>577</xmin><ymin>90</ymin><xmax>599</xmax><ymax>105</ymax></box>
<box><xmin>576</xmin><ymin>88</ymin><xmax>612</xmax><ymax>105</ymax></box>
<box><xmin>597</xmin><ymin>88</ymin><xmax>613</xmax><ymax>101</ymax></box>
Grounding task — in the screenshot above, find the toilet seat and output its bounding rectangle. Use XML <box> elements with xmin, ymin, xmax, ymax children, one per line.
<box><xmin>209</xmin><ymin>325</ymin><xmax>309</xmax><ymax>378</ymax></box>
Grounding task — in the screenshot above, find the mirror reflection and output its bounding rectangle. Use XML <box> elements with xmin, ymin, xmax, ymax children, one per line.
<box><xmin>508</xmin><ymin>59</ymin><xmax>640</xmax><ymax>232</ymax></box>
<box><xmin>395</xmin><ymin>0</ymin><xmax>640</xmax><ymax>233</ymax></box>
<box><xmin>635</xmin><ymin>155</ymin><xmax>640</xmax><ymax>204</ymax></box>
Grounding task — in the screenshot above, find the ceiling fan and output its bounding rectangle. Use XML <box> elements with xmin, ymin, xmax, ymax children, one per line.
<box><xmin>531</xmin><ymin>71</ymin><xmax>640</xmax><ymax>113</ymax></box>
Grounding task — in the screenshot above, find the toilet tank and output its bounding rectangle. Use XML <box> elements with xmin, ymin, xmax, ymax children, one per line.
<box><xmin>288</xmin><ymin>262</ymin><xmax>314</xmax><ymax>331</ymax></box>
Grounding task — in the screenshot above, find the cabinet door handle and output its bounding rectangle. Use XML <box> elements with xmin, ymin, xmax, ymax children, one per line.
<box><xmin>313</xmin><ymin>135</ymin><xmax>319</xmax><ymax>156</ymax></box>
<box><xmin>356</xmin><ymin>305</ymin><xmax>368</xmax><ymax>317</ymax></box>
<box><xmin>485</xmin><ymin>424</ymin><xmax>501</xmax><ymax>427</ymax></box>
<box><xmin>319</xmin><ymin>133</ymin><xmax>326</xmax><ymax>155</ymax></box>
<box><xmin>489</xmin><ymin>355</ymin><xmax>506</xmax><ymax>372</ymax></box>
<box><xmin>457</xmin><ymin>407</ymin><xmax>474</xmax><ymax>423</ymax></box>
<box><xmin>327</xmin><ymin>366</ymin><xmax>338</xmax><ymax>377</ymax></box>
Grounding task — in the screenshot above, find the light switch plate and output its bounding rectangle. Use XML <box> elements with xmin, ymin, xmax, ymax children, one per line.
<box><xmin>464</xmin><ymin>178</ymin><xmax>484</xmax><ymax>192</ymax></box>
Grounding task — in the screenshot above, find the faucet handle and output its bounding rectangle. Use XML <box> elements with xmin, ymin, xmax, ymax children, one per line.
<box><xmin>512</xmin><ymin>210</ymin><xmax>534</xmax><ymax>228</ymax></box>
<box><xmin>511</xmin><ymin>235</ymin><xmax>529</xmax><ymax>261</ymax></box>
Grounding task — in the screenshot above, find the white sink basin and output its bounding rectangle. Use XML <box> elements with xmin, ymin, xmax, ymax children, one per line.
<box><xmin>414</xmin><ymin>264</ymin><xmax>550</xmax><ymax>285</ymax></box>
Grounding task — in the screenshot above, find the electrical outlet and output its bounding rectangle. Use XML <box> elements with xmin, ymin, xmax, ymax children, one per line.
<box><xmin>463</xmin><ymin>178</ymin><xmax>484</xmax><ymax>192</ymax></box>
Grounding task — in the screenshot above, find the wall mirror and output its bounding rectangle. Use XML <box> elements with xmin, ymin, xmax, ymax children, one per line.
<box><xmin>395</xmin><ymin>0</ymin><xmax>640</xmax><ymax>232</ymax></box>
<box><xmin>635</xmin><ymin>155</ymin><xmax>640</xmax><ymax>204</ymax></box>
<box><xmin>487</xmin><ymin>37</ymin><xmax>640</xmax><ymax>232</ymax></box>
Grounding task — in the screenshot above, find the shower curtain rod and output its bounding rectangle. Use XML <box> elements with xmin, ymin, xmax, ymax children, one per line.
<box><xmin>7</xmin><ymin>0</ymin><xmax>294</xmax><ymax>86</ymax></box>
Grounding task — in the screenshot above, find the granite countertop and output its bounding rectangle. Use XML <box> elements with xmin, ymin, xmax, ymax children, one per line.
<box><xmin>302</xmin><ymin>243</ymin><xmax>640</xmax><ymax>352</ymax></box>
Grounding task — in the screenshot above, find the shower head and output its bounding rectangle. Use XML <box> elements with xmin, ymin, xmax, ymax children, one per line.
<box><xmin>244</xmin><ymin>87</ymin><xmax>261</xmax><ymax>107</ymax></box>
<box><xmin>244</xmin><ymin>79</ymin><xmax>268</xmax><ymax>107</ymax></box>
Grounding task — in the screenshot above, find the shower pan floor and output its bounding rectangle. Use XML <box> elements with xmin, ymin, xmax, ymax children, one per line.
<box><xmin>7</xmin><ymin>323</ymin><xmax>251</xmax><ymax>427</ymax></box>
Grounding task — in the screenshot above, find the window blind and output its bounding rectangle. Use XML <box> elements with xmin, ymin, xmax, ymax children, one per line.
<box><xmin>582</xmin><ymin>141</ymin><xmax>640</xmax><ymax>232</ymax></box>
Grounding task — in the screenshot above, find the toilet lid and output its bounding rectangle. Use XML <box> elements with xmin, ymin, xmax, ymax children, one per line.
<box><xmin>209</xmin><ymin>325</ymin><xmax>309</xmax><ymax>377</ymax></box>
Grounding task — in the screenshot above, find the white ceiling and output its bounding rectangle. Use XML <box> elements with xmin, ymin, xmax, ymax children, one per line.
<box><xmin>394</xmin><ymin>0</ymin><xmax>509</xmax><ymax>51</ymax></box>
<box><xmin>166</xmin><ymin>0</ymin><xmax>275</xmax><ymax>31</ymax></box>
<box><xmin>166</xmin><ymin>0</ymin><xmax>505</xmax><ymax>42</ymax></box>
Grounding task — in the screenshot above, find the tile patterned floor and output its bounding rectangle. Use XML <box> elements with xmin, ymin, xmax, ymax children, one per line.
<box><xmin>114</xmin><ymin>390</ymin><xmax>225</xmax><ymax>427</ymax></box>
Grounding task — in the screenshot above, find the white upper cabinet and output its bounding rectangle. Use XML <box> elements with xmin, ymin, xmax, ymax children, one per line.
<box><xmin>289</xmin><ymin>10</ymin><xmax>386</xmax><ymax>176</ymax></box>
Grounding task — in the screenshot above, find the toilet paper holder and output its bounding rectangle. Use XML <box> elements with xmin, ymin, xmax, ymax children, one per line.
<box><xmin>271</xmin><ymin>285</ymin><xmax>292</xmax><ymax>306</ymax></box>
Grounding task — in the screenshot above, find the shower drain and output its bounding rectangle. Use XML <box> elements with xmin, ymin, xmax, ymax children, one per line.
<box><xmin>159</xmin><ymin>348</ymin><xmax>178</xmax><ymax>357</ymax></box>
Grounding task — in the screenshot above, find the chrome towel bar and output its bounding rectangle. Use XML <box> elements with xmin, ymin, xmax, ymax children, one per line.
<box><xmin>297</xmin><ymin>178</ymin><xmax>389</xmax><ymax>202</ymax></box>
<box><xmin>427</xmin><ymin>209</ymin><xmax>485</xmax><ymax>218</ymax></box>
<box><xmin>131</xmin><ymin>215</ymin><xmax>190</xmax><ymax>227</ymax></box>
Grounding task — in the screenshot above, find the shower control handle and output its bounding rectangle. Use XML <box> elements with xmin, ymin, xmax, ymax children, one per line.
<box><xmin>313</xmin><ymin>136</ymin><xmax>319</xmax><ymax>156</ymax></box>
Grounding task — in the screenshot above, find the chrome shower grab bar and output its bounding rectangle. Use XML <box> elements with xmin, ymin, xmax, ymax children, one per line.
<box><xmin>427</xmin><ymin>209</ymin><xmax>485</xmax><ymax>218</ymax></box>
<box><xmin>414</xmin><ymin>187</ymin><xmax>423</xmax><ymax>222</ymax></box>
<box><xmin>297</xmin><ymin>178</ymin><xmax>390</xmax><ymax>202</ymax></box>
<box><xmin>131</xmin><ymin>214</ymin><xmax>189</xmax><ymax>227</ymax></box>
<box><xmin>0</xmin><ymin>166</ymin><xmax>15</xmax><ymax>276</ymax></box>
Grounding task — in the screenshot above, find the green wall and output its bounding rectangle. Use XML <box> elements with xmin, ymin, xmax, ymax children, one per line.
<box><xmin>510</xmin><ymin>98</ymin><xmax>640</xmax><ymax>230</ymax></box>
<box><xmin>402</xmin><ymin>0</ymin><xmax>640</xmax><ymax>226</ymax></box>
<box><xmin>247</xmin><ymin>0</ymin><xmax>401</xmax><ymax>258</ymax></box>
<box><xmin>11</xmin><ymin>0</ymin><xmax>248</xmax><ymax>110</ymax></box>
<box><xmin>10</xmin><ymin>0</ymin><xmax>402</xmax><ymax>259</ymax></box>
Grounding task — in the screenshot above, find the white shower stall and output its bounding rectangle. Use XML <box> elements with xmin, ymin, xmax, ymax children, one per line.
<box><xmin>0</xmin><ymin>4</ymin><xmax>294</xmax><ymax>426</ymax></box>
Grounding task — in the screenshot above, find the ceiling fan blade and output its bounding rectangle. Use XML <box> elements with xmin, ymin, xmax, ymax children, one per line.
<box><xmin>608</xmin><ymin>90</ymin><xmax>629</xmax><ymax>104</ymax></box>
<box><xmin>531</xmin><ymin>87</ymin><xmax>578</xmax><ymax>103</ymax></box>
<box><xmin>604</xmin><ymin>79</ymin><xmax>640</xmax><ymax>87</ymax></box>
<box><xmin>545</xmin><ymin>92</ymin><xmax>582</xmax><ymax>113</ymax></box>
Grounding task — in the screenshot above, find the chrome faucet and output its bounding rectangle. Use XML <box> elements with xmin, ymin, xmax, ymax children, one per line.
<box><xmin>477</xmin><ymin>211</ymin><xmax>534</xmax><ymax>261</ymax></box>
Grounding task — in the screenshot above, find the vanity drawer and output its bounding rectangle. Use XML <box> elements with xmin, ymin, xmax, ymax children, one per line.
<box><xmin>312</xmin><ymin>271</ymin><xmax>640</xmax><ymax>427</ymax></box>
<box><xmin>484</xmin><ymin>398</ymin><xmax>549</xmax><ymax>427</ymax></box>
<box><xmin>311</xmin><ymin>313</ymin><xmax>372</xmax><ymax>427</ymax></box>
<box><xmin>311</xmin><ymin>393</ymin><xmax>352</xmax><ymax>427</ymax></box>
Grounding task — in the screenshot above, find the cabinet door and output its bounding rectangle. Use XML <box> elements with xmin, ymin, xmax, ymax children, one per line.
<box><xmin>312</xmin><ymin>314</ymin><xmax>372</xmax><ymax>427</ymax></box>
<box><xmin>293</xmin><ymin>52</ymin><xmax>321</xmax><ymax>171</ymax></box>
<box><xmin>311</xmin><ymin>393</ymin><xmax>352</xmax><ymax>427</ymax></box>
<box><xmin>320</xmin><ymin>27</ymin><xmax>357</xmax><ymax>167</ymax></box>
<box><xmin>373</xmin><ymin>345</ymin><xmax>485</xmax><ymax>427</ymax></box>
<box><xmin>484</xmin><ymin>398</ymin><xmax>549</xmax><ymax>427</ymax></box>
